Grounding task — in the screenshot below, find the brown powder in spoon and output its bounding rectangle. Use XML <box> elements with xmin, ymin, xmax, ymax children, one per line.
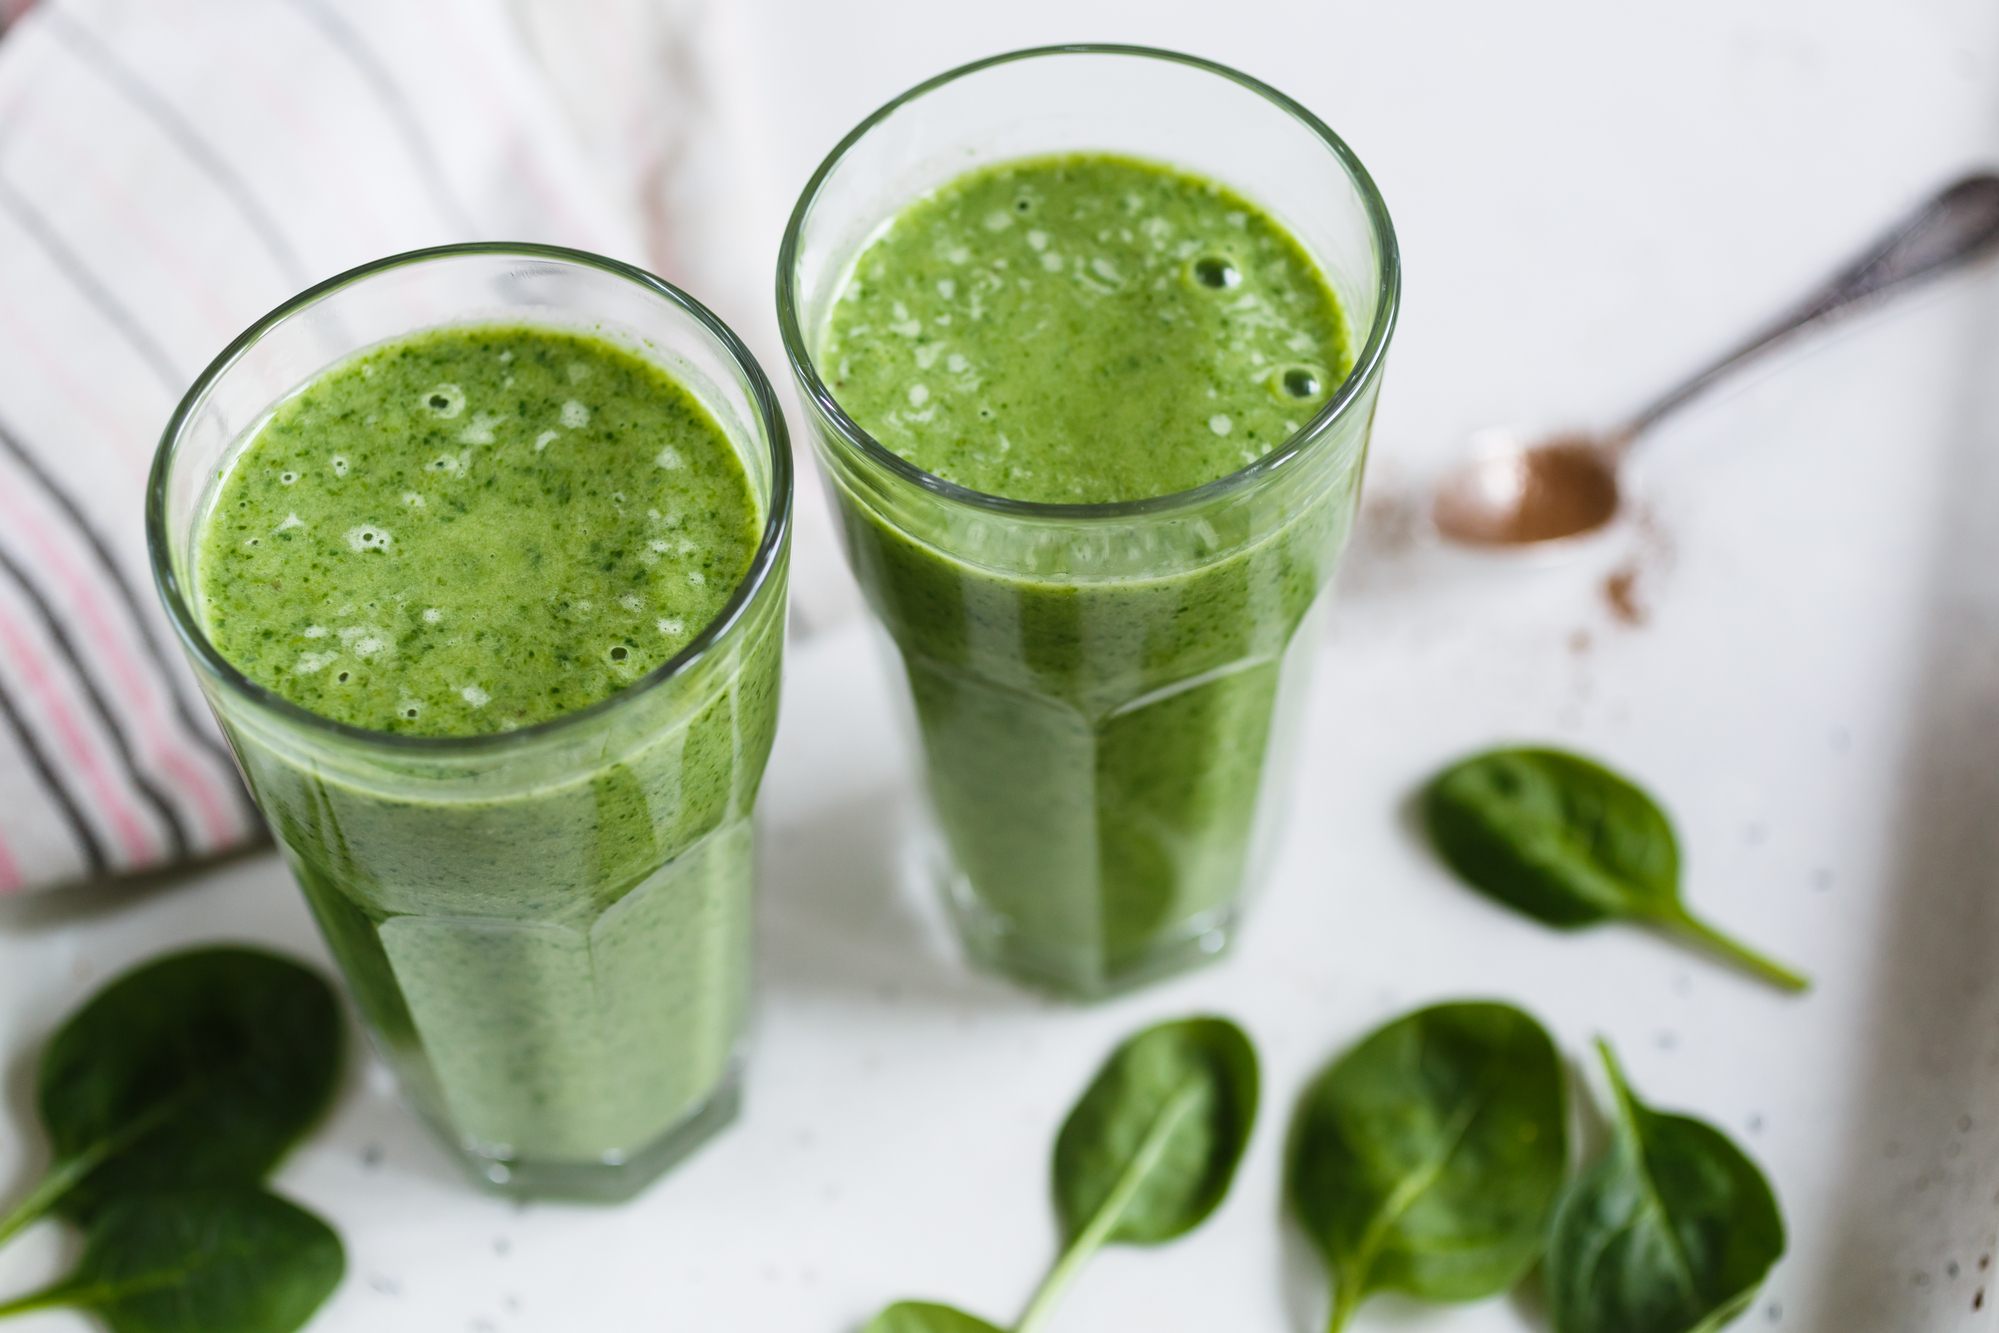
<box><xmin>1433</xmin><ymin>436</ymin><xmax>1621</xmax><ymax>545</ymax></box>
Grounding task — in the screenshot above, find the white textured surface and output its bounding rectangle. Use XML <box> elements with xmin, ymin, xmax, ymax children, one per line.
<box><xmin>7</xmin><ymin>1</ymin><xmax>1999</xmax><ymax>1330</ymax></box>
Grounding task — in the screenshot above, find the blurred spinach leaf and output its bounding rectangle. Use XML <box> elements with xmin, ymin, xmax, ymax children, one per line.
<box><xmin>1423</xmin><ymin>747</ymin><xmax>1807</xmax><ymax>992</ymax></box>
<box><xmin>1548</xmin><ymin>1040</ymin><xmax>1784</xmax><ymax>1333</ymax></box>
<box><xmin>0</xmin><ymin>946</ymin><xmax>342</xmax><ymax>1243</ymax></box>
<box><xmin>0</xmin><ymin>1188</ymin><xmax>343</xmax><ymax>1333</ymax></box>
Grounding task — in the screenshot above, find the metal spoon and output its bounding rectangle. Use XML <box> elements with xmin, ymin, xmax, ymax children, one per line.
<box><xmin>1432</xmin><ymin>172</ymin><xmax>1999</xmax><ymax>548</ymax></box>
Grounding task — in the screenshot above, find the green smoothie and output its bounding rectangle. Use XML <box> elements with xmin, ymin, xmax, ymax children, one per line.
<box><xmin>193</xmin><ymin>324</ymin><xmax>780</xmax><ymax>1172</ymax></box>
<box><xmin>824</xmin><ymin>155</ymin><xmax>1347</xmax><ymax>502</ymax></box>
<box><xmin>819</xmin><ymin>154</ymin><xmax>1356</xmax><ymax>992</ymax></box>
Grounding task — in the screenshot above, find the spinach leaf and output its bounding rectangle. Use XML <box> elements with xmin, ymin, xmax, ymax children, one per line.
<box><xmin>860</xmin><ymin>1018</ymin><xmax>1257</xmax><ymax>1333</ymax></box>
<box><xmin>1015</xmin><ymin>1016</ymin><xmax>1258</xmax><ymax>1333</ymax></box>
<box><xmin>1288</xmin><ymin>1001</ymin><xmax>1568</xmax><ymax>1333</ymax></box>
<box><xmin>1423</xmin><ymin>747</ymin><xmax>1808</xmax><ymax>992</ymax></box>
<box><xmin>0</xmin><ymin>1188</ymin><xmax>344</xmax><ymax>1332</ymax></box>
<box><xmin>1548</xmin><ymin>1041</ymin><xmax>1784</xmax><ymax>1333</ymax></box>
<box><xmin>861</xmin><ymin>1301</ymin><xmax>1006</xmax><ymax>1333</ymax></box>
<box><xmin>0</xmin><ymin>947</ymin><xmax>342</xmax><ymax>1243</ymax></box>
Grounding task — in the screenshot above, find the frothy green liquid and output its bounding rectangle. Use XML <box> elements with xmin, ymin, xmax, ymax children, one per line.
<box><xmin>825</xmin><ymin>154</ymin><xmax>1346</xmax><ymax>502</ymax></box>
<box><xmin>198</xmin><ymin>324</ymin><xmax>757</xmax><ymax>734</ymax></box>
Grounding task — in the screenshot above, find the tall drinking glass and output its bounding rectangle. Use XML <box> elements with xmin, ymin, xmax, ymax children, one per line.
<box><xmin>778</xmin><ymin>47</ymin><xmax>1397</xmax><ymax>998</ymax></box>
<box><xmin>149</xmin><ymin>245</ymin><xmax>792</xmax><ymax>1199</ymax></box>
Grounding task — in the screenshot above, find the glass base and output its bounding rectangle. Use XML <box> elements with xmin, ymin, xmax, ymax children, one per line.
<box><xmin>441</xmin><ymin>1061</ymin><xmax>743</xmax><ymax>1203</ymax></box>
<box><xmin>940</xmin><ymin>866</ymin><xmax>1238</xmax><ymax>1000</ymax></box>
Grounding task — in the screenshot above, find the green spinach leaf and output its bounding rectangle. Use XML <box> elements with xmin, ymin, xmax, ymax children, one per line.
<box><xmin>1016</xmin><ymin>1016</ymin><xmax>1257</xmax><ymax>1333</ymax></box>
<box><xmin>1548</xmin><ymin>1041</ymin><xmax>1784</xmax><ymax>1333</ymax></box>
<box><xmin>1423</xmin><ymin>747</ymin><xmax>1808</xmax><ymax>992</ymax></box>
<box><xmin>1288</xmin><ymin>1001</ymin><xmax>1568</xmax><ymax>1333</ymax></box>
<box><xmin>860</xmin><ymin>1017</ymin><xmax>1257</xmax><ymax>1333</ymax></box>
<box><xmin>0</xmin><ymin>1188</ymin><xmax>344</xmax><ymax>1332</ymax></box>
<box><xmin>861</xmin><ymin>1301</ymin><xmax>1006</xmax><ymax>1333</ymax></box>
<box><xmin>0</xmin><ymin>946</ymin><xmax>343</xmax><ymax>1243</ymax></box>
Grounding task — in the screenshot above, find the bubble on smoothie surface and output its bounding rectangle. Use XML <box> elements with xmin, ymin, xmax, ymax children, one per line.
<box><xmin>1209</xmin><ymin>415</ymin><xmax>1232</xmax><ymax>436</ymax></box>
<box><xmin>561</xmin><ymin>400</ymin><xmax>589</xmax><ymax>429</ymax></box>
<box><xmin>1189</xmin><ymin>255</ymin><xmax>1240</xmax><ymax>290</ymax></box>
<box><xmin>295</xmin><ymin>651</ymin><xmax>338</xmax><ymax>675</ymax></box>
<box><xmin>423</xmin><ymin>384</ymin><xmax>466</xmax><ymax>417</ymax></box>
<box><xmin>276</xmin><ymin>512</ymin><xmax>304</xmax><ymax>531</ymax></box>
<box><xmin>461</xmin><ymin>684</ymin><xmax>489</xmax><ymax>707</ymax></box>
<box><xmin>1274</xmin><ymin>365</ymin><xmax>1323</xmax><ymax>400</ymax></box>
<box><xmin>303</xmin><ymin>625</ymin><xmax>328</xmax><ymax>638</ymax></box>
<box><xmin>423</xmin><ymin>608</ymin><xmax>442</xmax><ymax>624</ymax></box>
<box><xmin>656</xmin><ymin>446</ymin><xmax>683</xmax><ymax>470</ymax></box>
<box><xmin>279</xmin><ymin>471</ymin><xmax>297</xmax><ymax>485</ymax></box>
<box><xmin>331</xmin><ymin>455</ymin><xmax>349</xmax><ymax>476</ymax></box>
<box><xmin>607</xmin><ymin>645</ymin><xmax>630</xmax><ymax>663</ymax></box>
<box><xmin>658</xmin><ymin>617</ymin><xmax>684</xmax><ymax>635</ymax></box>
<box><xmin>346</xmin><ymin>525</ymin><xmax>391</xmax><ymax>552</ymax></box>
<box><xmin>535</xmin><ymin>430</ymin><xmax>559</xmax><ymax>451</ymax></box>
<box><xmin>403</xmin><ymin>492</ymin><xmax>426</xmax><ymax>507</ymax></box>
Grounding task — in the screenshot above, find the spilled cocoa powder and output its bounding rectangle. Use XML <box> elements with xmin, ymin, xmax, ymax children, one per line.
<box><xmin>1599</xmin><ymin>504</ymin><xmax>1675</xmax><ymax>628</ymax></box>
<box><xmin>1603</xmin><ymin>565</ymin><xmax>1647</xmax><ymax>626</ymax></box>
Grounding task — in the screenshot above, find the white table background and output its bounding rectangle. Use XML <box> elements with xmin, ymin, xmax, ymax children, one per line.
<box><xmin>6</xmin><ymin>1</ymin><xmax>1999</xmax><ymax>1329</ymax></box>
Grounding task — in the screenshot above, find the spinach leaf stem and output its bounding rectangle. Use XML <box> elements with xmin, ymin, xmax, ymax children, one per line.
<box><xmin>1657</xmin><ymin>910</ymin><xmax>1809</xmax><ymax>992</ymax></box>
<box><xmin>1015</xmin><ymin>1083</ymin><xmax>1203</xmax><ymax>1333</ymax></box>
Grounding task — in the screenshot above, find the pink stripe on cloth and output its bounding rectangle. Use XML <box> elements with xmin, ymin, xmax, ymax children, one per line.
<box><xmin>0</xmin><ymin>593</ymin><xmax>156</xmax><ymax>866</ymax></box>
<box><xmin>0</xmin><ymin>826</ymin><xmax>21</xmax><ymax>893</ymax></box>
<box><xmin>0</xmin><ymin>474</ymin><xmax>238</xmax><ymax>847</ymax></box>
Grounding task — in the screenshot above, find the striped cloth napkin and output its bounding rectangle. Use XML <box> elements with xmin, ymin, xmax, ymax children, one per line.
<box><xmin>0</xmin><ymin>0</ymin><xmax>659</xmax><ymax>893</ymax></box>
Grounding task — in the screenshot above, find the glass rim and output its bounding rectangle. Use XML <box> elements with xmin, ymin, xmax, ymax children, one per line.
<box><xmin>775</xmin><ymin>42</ymin><xmax>1401</xmax><ymax>522</ymax></box>
<box><xmin>147</xmin><ymin>240</ymin><xmax>795</xmax><ymax>756</ymax></box>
